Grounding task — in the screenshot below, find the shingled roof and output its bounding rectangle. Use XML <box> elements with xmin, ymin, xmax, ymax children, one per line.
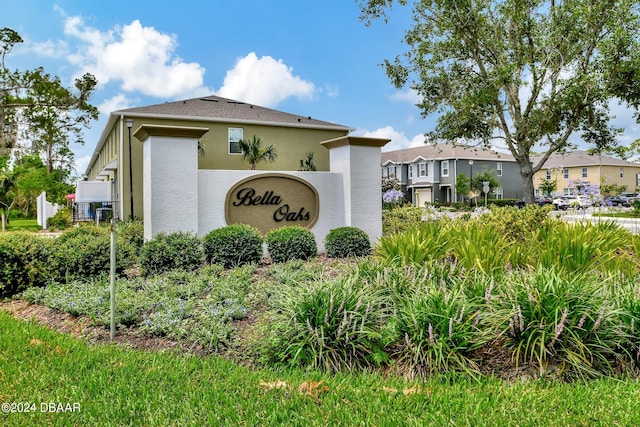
<box><xmin>531</xmin><ymin>150</ymin><xmax>640</xmax><ymax>168</ymax></box>
<box><xmin>382</xmin><ymin>142</ymin><xmax>515</xmax><ymax>164</ymax></box>
<box><xmin>113</xmin><ymin>95</ymin><xmax>353</xmax><ymax>131</ymax></box>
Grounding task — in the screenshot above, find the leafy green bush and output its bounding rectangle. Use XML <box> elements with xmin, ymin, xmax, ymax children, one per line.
<box><xmin>51</xmin><ymin>225</ymin><xmax>138</xmax><ymax>282</ymax></box>
<box><xmin>47</xmin><ymin>207</ymin><xmax>72</xmax><ymax>230</ymax></box>
<box><xmin>382</xmin><ymin>204</ymin><xmax>423</xmax><ymax>235</ymax></box>
<box><xmin>325</xmin><ymin>227</ymin><xmax>371</xmax><ymax>258</ymax></box>
<box><xmin>203</xmin><ymin>224</ymin><xmax>263</xmax><ymax>268</ymax></box>
<box><xmin>116</xmin><ymin>219</ymin><xmax>145</xmax><ymax>256</ymax></box>
<box><xmin>140</xmin><ymin>232</ymin><xmax>203</xmax><ymax>277</ymax></box>
<box><xmin>0</xmin><ymin>232</ymin><xmax>51</xmax><ymax>297</ymax></box>
<box><xmin>265</xmin><ymin>225</ymin><xmax>317</xmax><ymax>263</ymax></box>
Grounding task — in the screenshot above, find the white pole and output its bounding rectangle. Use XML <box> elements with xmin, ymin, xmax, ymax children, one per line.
<box><xmin>109</xmin><ymin>218</ymin><xmax>116</xmax><ymax>339</ymax></box>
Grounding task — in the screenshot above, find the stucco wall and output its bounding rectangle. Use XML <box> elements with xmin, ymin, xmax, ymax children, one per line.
<box><xmin>197</xmin><ymin>170</ymin><xmax>346</xmax><ymax>252</ymax></box>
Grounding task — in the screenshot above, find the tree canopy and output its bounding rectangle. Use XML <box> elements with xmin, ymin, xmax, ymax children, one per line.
<box><xmin>0</xmin><ymin>27</ymin><xmax>97</xmax><ymax>218</ymax></box>
<box><xmin>359</xmin><ymin>0</ymin><xmax>640</xmax><ymax>203</ymax></box>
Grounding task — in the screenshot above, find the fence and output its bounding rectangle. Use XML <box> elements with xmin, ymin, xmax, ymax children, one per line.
<box><xmin>72</xmin><ymin>201</ymin><xmax>118</xmax><ymax>223</ymax></box>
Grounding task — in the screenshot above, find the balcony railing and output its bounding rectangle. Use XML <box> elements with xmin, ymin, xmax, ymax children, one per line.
<box><xmin>72</xmin><ymin>201</ymin><xmax>118</xmax><ymax>222</ymax></box>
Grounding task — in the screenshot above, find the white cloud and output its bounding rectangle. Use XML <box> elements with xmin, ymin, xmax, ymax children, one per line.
<box><xmin>98</xmin><ymin>94</ymin><xmax>136</xmax><ymax>116</ymax></box>
<box><xmin>391</xmin><ymin>89</ymin><xmax>421</xmax><ymax>104</ymax></box>
<box><xmin>63</xmin><ymin>16</ymin><xmax>212</xmax><ymax>98</ymax></box>
<box><xmin>73</xmin><ymin>155</ymin><xmax>91</xmax><ymax>178</ymax></box>
<box><xmin>216</xmin><ymin>52</ymin><xmax>316</xmax><ymax>108</ymax></box>
<box><xmin>357</xmin><ymin>125</ymin><xmax>425</xmax><ymax>152</ymax></box>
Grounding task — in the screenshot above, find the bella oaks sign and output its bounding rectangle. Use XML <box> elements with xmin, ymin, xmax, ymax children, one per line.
<box><xmin>225</xmin><ymin>174</ymin><xmax>320</xmax><ymax>234</ymax></box>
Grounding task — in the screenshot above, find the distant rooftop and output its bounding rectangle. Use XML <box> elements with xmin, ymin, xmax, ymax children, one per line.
<box><xmin>113</xmin><ymin>95</ymin><xmax>353</xmax><ymax>132</ymax></box>
<box><xmin>532</xmin><ymin>150</ymin><xmax>640</xmax><ymax>168</ymax></box>
<box><xmin>382</xmin><ymin>142</ymin><xmax>515</xmax><ymax>164</ymax></box>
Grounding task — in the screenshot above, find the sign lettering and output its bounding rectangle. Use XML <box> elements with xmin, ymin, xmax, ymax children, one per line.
<box><xmin>225</xmin><ymin>174</ymin><xmax>319</xmax><ymax>234</ymax></box>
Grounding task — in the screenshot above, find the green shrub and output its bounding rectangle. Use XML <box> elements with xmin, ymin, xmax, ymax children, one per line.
<box><xmin>51</xmin><ymin>225</ymin><xmax>138</xmax><ymax>281</ymax></box>
<box><xmin>382</xmin><ymin>204</ymin><xmax>423</xmax><ymax>235</ymax></box>
<box><xmin>116</xmin><ymin>219</ymin><xmax>145</xmax><ymax>255</ymax></box>
<box><xmin>266</xmin><ymin>226</ymin><xmax>317</xmax><ymax>263</ymax></box>
<box><xmin>140</xmin><ymin>232</ymin><xmax>203</xmax><ymax>277</ymax></box>
<box><xmin>325</xmin><ymin>227</ymin><xmax>371</xmax><ymax>258</ymax></box>
<box><xmin>0</xmin><ymin>232</ymin><xmax>51</xmax><ymax>297</ymax></box>
<box><xmin>203</xmin><ymin>224</ymin><xmax>263</xmax><ymax>268</ymax></box>
<box><xmin>47</xmin><ymin>207</ymin><xmax>72</xmax><ymax>230</ymax></box>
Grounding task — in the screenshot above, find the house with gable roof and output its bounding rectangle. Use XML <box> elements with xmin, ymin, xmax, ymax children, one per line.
<box><xmin>532</xmin><ymin>150</ymin><xmax>640</xmax><ymax>196</ymax></box>
<box><xmin>381</xmin><ymin>143</ymin><xmax>522</xmax><ymax>205</ymax></box>
<box><xmin>84</xmin><ymin>95</ymin><xmax>354</xmax><ymax>221</ymax></box>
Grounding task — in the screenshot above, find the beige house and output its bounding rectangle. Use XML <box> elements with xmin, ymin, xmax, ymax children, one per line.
<box><xmin>532</xmin><ymin>151</ymin><xmax>640</xmax><ymax>196</ymax></box>
<box><xmin>85</xmin><ymin>95</ymin><xmax>353</xmax><ymax>220</ymax></box>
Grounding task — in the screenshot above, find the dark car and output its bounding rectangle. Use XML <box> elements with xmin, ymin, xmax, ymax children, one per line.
<box><xmin>603</xmin><ymin>196</ymin><xmax>630</xmax><ymax>207</ymax></box>
<box><xmin>514</xmin><ymin>196</ymin><xmax>553</xmax><ymax>208</ymax></box>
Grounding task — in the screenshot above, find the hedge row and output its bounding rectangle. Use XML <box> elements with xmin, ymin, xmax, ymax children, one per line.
<box><xmin>0</xmin><ymin>223</ymin><xmax>370</xmax><ymax>297</ymax></box>
<box><xmin>140</xmin><ymin>224</ymin><xmax>371</xmax><ymax>276</ymax></box>
<box><xmin>0</xmin><ymin>221</ymin><xmax>144</xmax><ymax>298</ymax></box>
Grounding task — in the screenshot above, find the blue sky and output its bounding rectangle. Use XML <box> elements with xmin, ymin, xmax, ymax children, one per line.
<box><xmin>5</xmin><ymin>0</ymin><xmax>432</xmax><ymax>175</ymax></box>
<box><xmin>4</xmin><ymin>1</ymin><xmax>639</xmax><ymax>175</ymax></box>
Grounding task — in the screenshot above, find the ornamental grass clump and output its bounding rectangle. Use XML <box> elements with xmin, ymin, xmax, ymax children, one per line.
<box><xmin>446</xmin><ymin>221</ymin><xmax>510</xmax><ymax>275</ymax></box>
<box><xmin>374</xmin><ymin>221</ymin><xmax>449</xmax><ymax>266</ymax></box>
<box><xmin>388</xmin><ymin>282</ymin><xmax>485</xmax><ymax>379</ymax></box>
<box><xmin>535</xmin><ymin>221</ymin><xmax>633</xmax><ymax>275</ymax></box>
<box><xmin>203</xmin><ymin>224</ymin><xmax>263</xmax><ymax>268</ymax></box>
<box><xmin>265</xmin><ymin>225</ymin><xmax>317</xmax><ymax>263</ymax></box>
<box><xmin>493</xmin><ymin>268</ymin><xmax>622</xmax><ymax>379</ymax></box>
<box><xmin>270</xmin><ymin>277</ymin><xmax>387</xmax><ymax>372</ymax></box>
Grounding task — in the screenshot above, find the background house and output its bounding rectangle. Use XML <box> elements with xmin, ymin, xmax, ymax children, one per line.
<box><xmin>381</xmin><ymin>143</ymin><xmax>521</xmax><ymax>205</ymax></box>
<box><xmin>532</xmin><ymin>151</ymin><xmax>640</xmax><ymax>196</ymax></box>
<box><xmin>84</xmin><ymin>95</ymin><xmax>353</xmax><ymax>221</ymax></box>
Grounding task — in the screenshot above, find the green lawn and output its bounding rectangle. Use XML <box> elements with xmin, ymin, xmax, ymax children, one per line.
<box><xmin>1</xmin><ymin>312</ymin><xmax>639</xmax><ymax>427</ymax></box>
<box><xmin>3</xmin><ymin>218</ymin><xmax>40</xmax><ymax>231</ymax></box>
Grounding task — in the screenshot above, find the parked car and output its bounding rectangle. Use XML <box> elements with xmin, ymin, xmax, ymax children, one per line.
<box><xmin>603</xmin><ymin>196</ymin><xmax>630</xmax><ymax>207</ymax></box>
<box><xmin>552</xmin><ymin>196</ymin><xmax>575</xmax><ymax>210</ymax></box>
<box><xmin>618</xmin><ymin>192</ymin><xmax>638</xmax><ymax>201</ymax></box>
<box><xmin>514</xmin><ymin>196</ymin><xmax>553</xmax><ymax>208</ymax></box>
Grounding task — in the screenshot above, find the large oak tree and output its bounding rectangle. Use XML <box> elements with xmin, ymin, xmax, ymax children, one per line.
<box><xmin>359</xmin><ymin>0</ymin><xmax>640</xmax><ymax>203</ymax></box>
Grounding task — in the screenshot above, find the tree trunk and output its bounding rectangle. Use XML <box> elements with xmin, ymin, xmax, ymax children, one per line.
<box><xmin>519</xmin><ymin>163</ymin><xmax>536</xmax><ymax>204</ymax></box>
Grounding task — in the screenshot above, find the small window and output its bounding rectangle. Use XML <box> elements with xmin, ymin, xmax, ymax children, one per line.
<box><xmin>409</xmin><ymin>165</ymin><xmax>413</xmax><ymax>179</ymax></box>
<box><xmin>563</xmin><ymin>188</ymin><xmax>572</xmax><ymax>196</ymax></box>
<box><xmin>582</xmin><ymin>167</ymin><xmax>588</xmax><ymax>178</ymax></box>
<box><xmin>228</xmin><ymin>127</ymin><xmax>243</xmax><ymax>154</ymax></box>
<box><xmin>546</xmin><ymin>169</ymin><xmax>551</xmax><ymax>180</ymax></box>
<box><xmin>442</xmin><ymin>160</ymin><xmax>449</xmax><ymax>177</ymax></box>
<box><xmin>563</xmin><ymin>168</ymin><xmax>569</xmax><ymax>179</ymax></box>
<box><xmin>496</xmin><ymin>162</ymin><xmax>502</xmax><ymax>177</ymax></box>
<box><xmin>620</xmin><ymin>168</ymin><xmax>624</xmax><ymax>178</ymax></box>
<box><xmin>389</xmin><ymin>166</ymin><xmax>396</xmax><ymax>178</ymax></box>
<box><xmin>419</xmin><ymin>162</ymin><xmax>427</xmax><ymax>177</ymax></box>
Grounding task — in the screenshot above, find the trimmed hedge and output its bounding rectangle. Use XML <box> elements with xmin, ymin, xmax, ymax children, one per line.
<box><xmin>203</xmin><ymin>224</ymin><xmax>263</xmax><ymax>268</ymax></box>
<box><xmin>325</xmin><ymin>227</ymin><xmax>371</xmax><ymax>258</ymax></box>
<box><xmin>0</xmin><ymin>232</ymin><xmax>51</xmax><ymax>297</ymax></box>
<box><xmin>51</xmin><ymin>225</ymin><xmax>138</xmax><ymax>282</ymax></box>
<box><xmin>140</xmin><ymin>231</ymin><xmax>204</xmax><ymax>277</ymax></box>
<box><xmin>266</xmin><ymin>226</ymin><xmax>317</xmax><ymax>263</ymax></box>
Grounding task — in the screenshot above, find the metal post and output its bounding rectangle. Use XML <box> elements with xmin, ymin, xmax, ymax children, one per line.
<box><xmin>126</xmin><ymin>119</ymin><xmax>134</xmax><ymax>220</ymax></box>
<box><xmin>109</xmin><ymin>217</ymin><xmax>116</xmax><ymax>339</ymax></box>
